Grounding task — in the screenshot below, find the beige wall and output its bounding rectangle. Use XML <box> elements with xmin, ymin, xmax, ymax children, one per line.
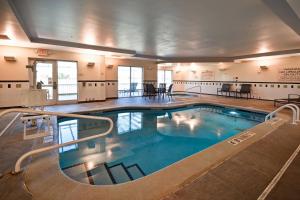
<box><xmin>163</xmin><ymin>56</ymin><xmax>300</xmax><ymax>83</ymax></box>
<box><xmin>158</xmin><ymin>56</ymin><xmax>300</xmax><ymax>100</ymax></box>
<box><xmin>0</xmin><ymin>45</ymin><xmax>158</xmax><ymax>106</ymax></box>
<box><xmin>0</xmin><ymin>45</ymin><xmax>106</xmax><ymax>81</ymax></box>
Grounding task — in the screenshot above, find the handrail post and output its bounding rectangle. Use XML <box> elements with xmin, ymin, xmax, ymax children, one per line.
<box><xmin>265</xmin><ymin>104</ymin><xmax>298</xmax><ymax>125</ymax></box>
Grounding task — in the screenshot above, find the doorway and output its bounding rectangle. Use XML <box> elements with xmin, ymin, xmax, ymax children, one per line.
<box><xmin>118</xmin><ymin>66</ymin><xmax>143</xmax><ymax>97</ymax></box>
<box><xmin>34</xmin><ymin>60</ymin><xmax>78</xmax><ymax>104</ymax></box>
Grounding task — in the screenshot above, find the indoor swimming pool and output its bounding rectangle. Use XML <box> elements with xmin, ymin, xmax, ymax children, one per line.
<box><xmin>58</xmin><ymin>104</ymin><xmax>266</xmax><ymax>185</ymax></box>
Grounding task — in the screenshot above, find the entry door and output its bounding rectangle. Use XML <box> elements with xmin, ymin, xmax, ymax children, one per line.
<box><xmin>35</xmin><ymin>61</ymin><xmax>57</xmax><ymax>105</ymax></box>
<box><xmin>35</xmin><ymin>60</ymin><xmax>78</xmax><ymax>105</ymax></box>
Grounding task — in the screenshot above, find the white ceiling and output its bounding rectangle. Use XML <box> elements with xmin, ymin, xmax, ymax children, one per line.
<box><xmin>1</xmin><ymin>0</ymin><xmax>300</xmax><ymax>60</ymax></box>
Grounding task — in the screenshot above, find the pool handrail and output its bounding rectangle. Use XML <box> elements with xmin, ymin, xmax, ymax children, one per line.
<box><xmin>0</xmin><ymin>108</ymin><xmax>113</xmax><ymax>173</ymax></box>
<box><xmin>173</xmin><ymin>85</ymin><xmax>202</xmax><ymax>94</ymax></box>
<box><xmin>265</xmin><ymin>104</ymin><xmax>299</xmax><ymax>125</ymax></box>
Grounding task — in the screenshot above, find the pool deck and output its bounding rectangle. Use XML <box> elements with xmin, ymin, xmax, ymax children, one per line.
<box><xmin>0</xmin><ymin>95</ymin><xmax>299</xmax><ymax>200</ymax></box>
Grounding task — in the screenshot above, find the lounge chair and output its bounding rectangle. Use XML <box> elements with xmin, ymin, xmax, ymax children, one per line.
<box><xmin>274</xmin><ymin>94</ymin><xmax>300</xmax><ymax>107</ymax></box>
<box><xmin>217</xmin><ymin>84</ymin><xmax>232</xmax><ymax>96</ymax></box>
<box><xmin>235</xmin><ymin>84</ymin><xmax>252</xmax><ymax>99</ymax></box>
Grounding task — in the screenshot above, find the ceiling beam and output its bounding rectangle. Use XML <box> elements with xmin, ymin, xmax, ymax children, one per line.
<box><xmin>31</xmin><ymin>38</ymin><xmax>136</xmax><ymax>55</ymax></box>
<box><xmin>262</xmin><ymin>0</ymin><xmax>300</xmax><ymax>36</ymax></box>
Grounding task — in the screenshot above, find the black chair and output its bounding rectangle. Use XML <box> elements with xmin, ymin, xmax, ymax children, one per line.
<box><xmin>147</xmin><ymin>84</ymin><xmax>158</xmax><ymax>98</ymax></box>
<box><xmin>166</xmin><ymin>84</ymin><xmax>173</xmax><ymax>99</ymax></box>
<box><xmin>158</xmin><ymin>83</ymin><xmax>167</xmax><ymax>97</ymax></box>
<box><xmin>217</xmin><ymin>84</ymin><xmax>232</xmax><ymax>96</ymax></box>
<box><xmin>235</xmin><ymin>84</ymin><xmax>252</xmax><ymax>99</ymax></box>
<box><xmin>143</xmin><ymin>83</ymin><xmax>149</xmax><ymax>97</ymax></box>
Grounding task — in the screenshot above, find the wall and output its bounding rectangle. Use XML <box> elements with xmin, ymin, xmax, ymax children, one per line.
<box><xmin>0</xmin><ymin>45</ymin><xmax>158</xmax><ymax>107</ymax></box>
<box><xmin>159</xmin><ymin>56</ymin><xmax>300</xmax><ymax>100</ymax></box>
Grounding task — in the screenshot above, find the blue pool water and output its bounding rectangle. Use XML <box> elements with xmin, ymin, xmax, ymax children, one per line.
<box><xmin>58</xmin><ymin>104</ymin><xmax>266</xmax><ymax>185</ymax></box>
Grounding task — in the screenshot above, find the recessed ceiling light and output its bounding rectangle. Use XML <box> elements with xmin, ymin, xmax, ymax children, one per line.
<box><xmin>0</xmin><ymin>34</ymin><xmax>10</xmax><ymax>40</ymax></box>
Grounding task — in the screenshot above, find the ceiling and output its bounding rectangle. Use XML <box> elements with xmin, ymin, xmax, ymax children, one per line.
<box><xmin>1</xmin><ymin>0</ymin><xmax>300</xmax><ymax>61</ymax></box>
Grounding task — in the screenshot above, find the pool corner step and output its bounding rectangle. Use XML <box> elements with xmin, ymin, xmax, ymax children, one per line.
<box><xmin>86</xmin><ymin>162</ymin><xmax>146</xmax><ymax>185</ymax></box>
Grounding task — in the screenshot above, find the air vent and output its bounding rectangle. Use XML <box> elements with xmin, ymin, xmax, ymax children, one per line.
<box><xmin>0</xmin><ymin>34</ymin><xmax>10</xmax><ymax>40</ymax></box>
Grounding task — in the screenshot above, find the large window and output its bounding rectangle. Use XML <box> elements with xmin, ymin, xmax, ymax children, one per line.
<box><xmin>118</xmin><ymin>66</ymin><xmax>143</xmax><ymax>97</ymax></box>
<box><xmin>157</xmin><ymin>70</ymin><xmax>173</xmax><ymax>88</ymax></box>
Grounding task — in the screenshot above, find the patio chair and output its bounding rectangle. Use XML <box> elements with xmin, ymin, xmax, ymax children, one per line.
<box><xmin>158</xmin><ymin>83</ymin><xmax>167</xmax><ymax>97</ymax></box>
<box><xmin>147</xmin><ymin>84</ymin><xmax>159</xmax><ymax>98</ymax></box>
<box><xmin>217</xmin><ymin>84</ymin><xmax>232</xmax><ymax>96</ymax></box>
<box><xmin>235</xmin><ymin>84</ymin><xmax>252</xmax><ymax>99</ymax></box>
<box><xmin>129</xmin><ymin>82</ymin><xmax>138</xmax><ymax>95</ymax></box>
<box><xmin>166</xmin><ymin>84</ymin><xmax>173</xmax><ymax>99</ymax></box>
<box><xmin>274</xmin><ymin>94</ymin><xmax>300</xmax><ymax>107</ymax></box>
<box><xmin>143</xmin><ymin>83</ymin><xmax>149</xmax><ymax>97</ymax></box>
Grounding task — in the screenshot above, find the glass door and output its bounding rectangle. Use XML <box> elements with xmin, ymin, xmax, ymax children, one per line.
<box><xmin>157</xmin><ymin>70</ymin><xmax>173</xmax><ymax>88</ymax></box>
<box><xmin>35</xmin><ymin>61</ymin><xmax>57</xmax><ymax>104</ymax></box>
<box><xmin>57</xmin><ymin>61</ymin><xmax>78</xmax><ymax>102</ymax></box>
<box><xmin>118</xmin><ymin>66</ymin><xmax>143</xmax><ymax>97</ymax></box>
<box><xmin>118</xmin><ymin>66</ymin><xmax>131</xmax><ymax>97</ymax></box>
<box><xmin>130</xmin><ymin>67</ymin><xmax>143</xmax><ymax>97</ymax></box>
<box><xmin>35</xmin><ymin>60</ymin><xmax>78</xmax><ymax>104</ymax></box>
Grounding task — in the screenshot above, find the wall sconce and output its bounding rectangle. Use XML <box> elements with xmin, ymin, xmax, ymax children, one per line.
<box><xmin>257</xmin><ymin>65</ymin><xmax>268</xmax><ymax>74</ymax></box>
<box><xmin>260</xmin><ymin>65</ymin><xmax>268</xmax><ymax>70</ymax></box>
<box><xmin>4</xmin><ymin>56</ymin><xmax>16</xmax><ymax>62</ymax></box>
<box><xmin>107</xmin><ymin>64</ymin><xmax>114</xmax><ymax>69</ymax></box>
<box><xmin>26</xmin><ymin>64</ymin><xmax>34</xmax><ymax>72</ymax></box>
<box><xmin>191</xmin><ymin>69</ymin><xmax>196</xmax><ymax>73</ymax></box>
<box><xmin>87</xmin><ymin>62</ymin><xmax>95</xmax><ymax>67</ymax></box>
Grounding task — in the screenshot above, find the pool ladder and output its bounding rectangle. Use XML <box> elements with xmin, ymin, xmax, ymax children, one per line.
<box><xmin>0</xmin><ymin>108</ymin><xmax>113</xmax><ymax>174</ymax></box>
<box><xmin>265</xmin><ymin>104</ymin><xmax>299</xmax><ymax>125</ymax></box>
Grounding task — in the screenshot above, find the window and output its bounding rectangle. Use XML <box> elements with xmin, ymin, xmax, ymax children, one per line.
<box><xmin>157</xmin><ymin>70</ymin><xmax>173</xmax><ymax>88</ymax></box>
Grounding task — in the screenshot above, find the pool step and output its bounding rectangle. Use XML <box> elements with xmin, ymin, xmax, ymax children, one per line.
<box><xmin>63</xmin><ymin>161</ymin><xmax>145</xmax><ymax>185</ymax></box>
<box><xmin>88</xmin><ymin>162</ymin><xmax>145</xmax><ymax>185</ymax></box>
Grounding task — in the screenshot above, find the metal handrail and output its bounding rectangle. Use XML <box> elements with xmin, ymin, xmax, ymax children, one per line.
<box><xmin>265</xmin><ymin>104</ymin><xmax>299</xmax><ymax>125</ymax></box>
<box><xmin>174</xmin><ymin>85</ymin><xmax>202</xmax><ymax>94</ymax></box>
<box><xmin>0</xmin><ymin>108</ymin><xmax>113</xmax><ymax>173</ymax></box>
<box><xmin>185</xmin><ymin>85</ymin><xmax>202</xmax><ymax>93</ymax></box>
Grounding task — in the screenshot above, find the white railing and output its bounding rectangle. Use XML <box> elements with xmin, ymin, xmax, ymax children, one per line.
<box><xmin>185</xmin><ymin>85</ymin><xmax>202</xmax><ymax>94</ymax></box>
<box><xmin>174</xmin><ymin>85</ymin><xmax>202</xmax><ymax>94</ymax></box>
<box><xmin>265</xmin><ymin>104</ymin><xmax>300</xmax><ymax>125</ymax></box>
<box><xmin>0</xmin><ymin>108</ymin><xmax>113</xmax><ymax>173</ymax></box>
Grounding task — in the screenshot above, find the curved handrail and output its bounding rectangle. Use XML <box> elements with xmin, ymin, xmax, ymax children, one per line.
<box><xmin>265</xmin><ymin>104</ymin><xmax>299</xmax><ymax>125</ymax></box>
<box><xmin>0</xmin><ymin>108</ymin><xmax>114</xmax><ymax>173</ymax></box>
<box><xmin>185</xmin><ymin>85</ymin><xmax>201</xmax><ymax>93</ymax></box>
<box><xmin>174</xmin><ymin>85</ymin><xmax>202</xmax><ymax>94</ymax></box>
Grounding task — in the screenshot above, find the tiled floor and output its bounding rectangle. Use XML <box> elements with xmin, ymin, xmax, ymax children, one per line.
<box><xmin>0</xmin><ymin>95</ymin><xmax>299</xmax><ymax>200</ymax></box>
